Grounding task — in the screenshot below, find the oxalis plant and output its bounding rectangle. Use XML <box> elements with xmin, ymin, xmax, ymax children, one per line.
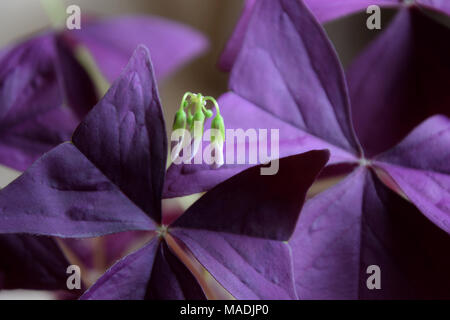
<box><xmin>0</xmin><ymin>0</ymin><xmax>449</xmax><ymax>300</ymax></box>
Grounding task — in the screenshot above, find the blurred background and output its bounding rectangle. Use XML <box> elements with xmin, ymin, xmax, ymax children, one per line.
<box><xmin>0</xmin><ymin>0</ymin><xmax>394</xmax><ymax>138</ymax></box>
<box><xmin>0</xmin><ymin>0</ymin><xmax>398</xmax><ymax>299</ymax></box>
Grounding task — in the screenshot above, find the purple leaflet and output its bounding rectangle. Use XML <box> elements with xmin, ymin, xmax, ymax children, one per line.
<box><xmin>411</xmin><ymin>0</ymin><xmax>450</xmax><ymax>16</ymax></box>
<box><xmin>71</xmin><ymin>45</ymin><xmax>167</xmax><ymax>224</ymax></box>
<box><xmin>0</xmin><ymin>142</ymin><xmax>155</xmax><ymax>237</ymax></box>
<box><xmin>303</xmin><ymin>0</ymin><xmax>401</xmax><ymax>23</ymax></box>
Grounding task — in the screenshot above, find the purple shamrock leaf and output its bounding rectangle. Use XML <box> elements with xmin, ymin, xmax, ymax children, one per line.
<box><xmin>304</xmin><ymin>0</ymin><xmax>450</xmax><ymax>23</ymax></box>
<box><xmin>182</xmin><ymin>0</ymin><xmax>450</xmax><ymax>299</ymax></box>
<box><xmin>0</xmin><ymin>46</ymin><xmax>329</xmax><ymax>299</ymax></box>
<box><xmin>0</xmin><ymin>13</ymin><xmax>207</xmax><ymax>172</ymax></box>
<box><xmin>417</xmin><ymin>0</ymin><xmax>450</xmax><ymax>15</ymax></box>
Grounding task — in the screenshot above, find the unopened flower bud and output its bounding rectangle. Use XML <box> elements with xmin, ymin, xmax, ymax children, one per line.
<box><xmin>172</xmin><ymin>109</ymin><xmax>187</xmax><ymax>131</ymax></box>
<box><xmin>211</xmin><ymin>114</ymin><xmax>225</xmax><ymax>143</ymax></box>
<box><xmin>204</xmin><ymin>109</ymin><xmax>213</xmax><ymax>118</ymax></box>
<box><xmin>192</xmin><ymin>110</ymin><xmax>206</xmax><ymax>135</ymax></box>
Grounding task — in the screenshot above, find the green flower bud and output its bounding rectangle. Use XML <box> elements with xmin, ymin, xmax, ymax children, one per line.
<box><xmin>211</xmin><ymin>114</ymin><xmax>225</xmax><ymax>143</ymax></box>
<box><xmin>192</xmin><ymin>110</ymin><xmax>206</xmax><ymax>135</ymax></box>
<box><xmin>204</xmin><ymin>109</ymin><xmax>213</xmax><ymax>118</ymax></box>
<box><xmin>172</xmin><ymin>109</ymin><xmax>187</xmax><ymax>131</ymax></box>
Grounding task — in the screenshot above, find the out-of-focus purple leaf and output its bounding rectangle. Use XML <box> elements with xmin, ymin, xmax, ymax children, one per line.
<box><xmin>0</xmin><ymin>34</ymin><xmax>60</xmax><ymax>122</ymax></box>
<box><xmin>80</xmin><ymin>238</ymin><xmax>159</xmax><ymax>300</ymax></box>
<box><xmin>218</xmin><ymin>0</ymin><xmax>256</xmax><ymax>71</ymax></box>
<box><xmin>417</xmin><ymin>0</ymin><xmax>450</xmax><ymax>16</ymax></box>
<box><xmin>66</xmin><ymin>15</ymin><xmax>208</xmax><ymax>82</ymax></box>
<box><xmin>0</xmin><ymin>106</ymin><xmax>78</xmax><ymax>171</ymax></box>
<box><xmin>0</xmin><ymin>234</ymin><xmax>70</xmax><ymax>290</ymax></box>
<box><xmin>54</xmin><ymin>35</ymin><xmax>97</xmax><ymax>119</ymax></box>
<box><xmin>304</xmin><ymin>0</ymin><xmax>400</xmax><ymax>23</ymax></box>
<box><xmin>0</xmin><ymin>34</ymin><xmax>82</xmax><ymax>171</ymax></box>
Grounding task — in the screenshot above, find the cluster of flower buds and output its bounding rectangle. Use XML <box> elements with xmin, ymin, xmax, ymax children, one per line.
<box><xmin>171</xmin><ymin>92</ymin><xmax>225</xmax><ymax>167</ymax></box>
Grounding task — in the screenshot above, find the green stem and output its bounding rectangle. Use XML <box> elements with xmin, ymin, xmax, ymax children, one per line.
<box><xmin>73</xmin><ymin>46</ymin><xmax>110</xmax><ymax>98</ymax></box>
<box><xmin>40</xmin><ymin>0</ymin><xmax>66</xmax><ymax>29</ymax></box>
<box><xmin>204</xmin><ymin>96</ymin><xmax>221</xmax><ymax>115</ymax></box>
<box><xmin>179</xmin><ymin>92</ymin><xmax>193</xmax><ymax>111</ymax></box>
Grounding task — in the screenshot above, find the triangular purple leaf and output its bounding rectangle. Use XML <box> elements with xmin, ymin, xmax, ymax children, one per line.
<box><xmin>72</xmin><ymin>46</ymin><xmax>167</xmax><ymax>223</ymax></box>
